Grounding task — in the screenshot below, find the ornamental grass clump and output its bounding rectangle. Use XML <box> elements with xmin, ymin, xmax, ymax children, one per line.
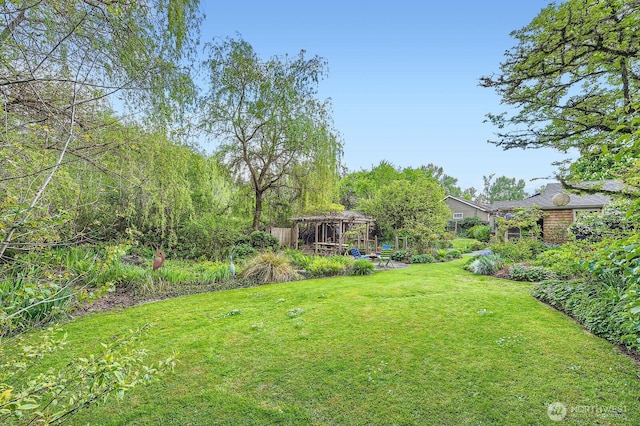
<box><xmin>351</xmin><ymin>259</ymin><xmax>375</xmax><ymax>275</ymax></box>
<box><xmin>468</xmin><ymin>254</ymin><xmax>504</xmax><ymax>275</ymax></box>
<box><xmin>242</xmin><ymin>252</ymin><xmax>301</xmax><ymax>285</ymax></box>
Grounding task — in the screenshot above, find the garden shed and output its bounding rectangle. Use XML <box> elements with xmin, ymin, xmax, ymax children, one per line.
<box><xmin>290</xmin><ymin>210</ymin><xmax>376</xmax><ymax>256</ymax></box>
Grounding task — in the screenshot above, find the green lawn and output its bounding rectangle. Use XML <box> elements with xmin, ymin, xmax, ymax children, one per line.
<box><xmin>51</xmin><ymin>260</ymin><xmax>639</xmax><ymax>424</ymax></box>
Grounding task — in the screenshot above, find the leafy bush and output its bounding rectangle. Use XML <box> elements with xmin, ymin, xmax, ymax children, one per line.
<box><xmin>249</xmin><ymin>230</ymin><xmax>280</xmax><ymax>251</ymax></box>
<box><xmin>451</xmin><ymin>216</ymin><xmax>487</xmax><ymax>237</ymax></box>
<box><xmin>391</xmin><ymin>250</ymin><xmax>408</xmax><ymax>262</ymax></box>
<box><xmin>490</xmin><ymin>238</ymin><xmax>546</xmax><ymax>263</ymax></box>
<box><xmin>307</xmin><ymin>257</ymin><xmax>349</xmax><ymax>277</ymax></box>
<box><xmin>569</xmin><ymin>199</ymin><xmax>636</xmax><ymax>241</ymax></box>
<box><xmin>284</xmin><ymin>249</ymin><xmax>312</xmax><ymax>269</ymax></box>
<box><xmin>468</xmin><ymin>255</ymin><xmax>504</xmax><ymax>275</ymax></box>
<box><xmin>508</xmin><ymin>264</ymin><xmax>556</xmax><ymax>282</ymax></box>
<box><xmin>229</xmin><ymin>244</ymin><xmax>256</xmax><ymax>260</ymax></box>
<box><xmin>410</xmin><ymin>254</ymin><xmax>435</xmax><ymax>264</ymax></box>
<box><xmin>0</xmin><ymin>325</ymin><xmax>173</xmax><ymax>425</ymax></box>
<box><xmin>531</xmin><ymin>242</ymin><xmax>594</xmax><ymax>279</ymax></box>
<box><xmin>451</xmin><ymin>238</ymin><xmax>485</xmax><ymax>253</ymax></box>
<box><xmin>468</xmin><ymin>225</ymin><xmax>491</xmax><ymax>242</ymax></box>
<box><xmin>242</xmin><ymin>252</ymin><xmax>300</xmax><ymax>285</ymax></box>
<box><xmin>533</xmin><ymin>273</ymin><xmax>630</xmax><ymax>345</ymax></box>
<box><xmin>351</xmin><ymin>259</ymin><xmax>375</xmax><ymax>275</ymax></box>
<box><xmin>446</xmin><ymin>249</ymin><xmax>462</xmax><ymax>259</ymax></box>
<box><xmin>433</xmin><ymin>249</ymin><xmax>448</xmax><ymax>261</ymax></box>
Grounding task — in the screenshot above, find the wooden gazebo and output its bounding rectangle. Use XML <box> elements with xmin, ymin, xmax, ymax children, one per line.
<box><xmin>291</xmin><ymin>210</ymin><xmax>376</xmax><ymax>256</ymax></box>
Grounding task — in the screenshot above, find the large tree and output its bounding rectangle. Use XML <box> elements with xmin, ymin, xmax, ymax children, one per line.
<box><xmin>477</xmin><ymin>174</ymin><xmax>528</xmax><ymax>203</ymax></box>
<box><xmin>0</xmin><ymin>0</ymin><xmax>202</xmax><ymax>259</ymax></box>
<box><xmin>481</xmin><ymin>0</ymin><xmax>640</xmax><ymax>192</ymax></box>
<box><xmin>359</xmin><ymin>177</ymin><xmax>450</xmax><ymax>243</ymax></box>
<box><xmin>201</xmin><ymin>38</ymin><xmax>342</xmax><ymax>229</ymax></box>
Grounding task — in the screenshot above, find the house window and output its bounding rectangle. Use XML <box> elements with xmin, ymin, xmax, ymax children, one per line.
<box><xmin>453</xmin><ymin>213</ymin><xmax>464</xmax><ymax>220</ymax></box>
<box><xmin>573</xmin><ymin>209</ymin><xmax>601</xmax><ymax>221</ymax></box>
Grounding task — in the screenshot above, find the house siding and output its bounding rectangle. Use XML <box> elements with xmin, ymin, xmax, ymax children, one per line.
<box><xmin>543</xmin><ymin>210</ymin><xmax>574</xmax><ymax>243</ymax></box>
<box><xmin>444</xmin><ymin>199</ymin><xmax>490</xmax><ymax>222</ymax></box>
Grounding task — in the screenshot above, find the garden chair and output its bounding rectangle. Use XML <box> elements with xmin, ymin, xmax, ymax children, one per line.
<box><xmin>378</xmin><ymin>244</ymin><xmax>394</xmax><ymax>268</ymax></box>
<box><xmin>349</xmin><ymin>248</ymin><xmax>370</xmax><ymax>260</ymax></box>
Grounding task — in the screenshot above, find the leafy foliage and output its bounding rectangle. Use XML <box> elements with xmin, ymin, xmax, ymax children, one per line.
<box><xmin>481</xmin><ymin>0</ymin><xmax>640</xmax><ymax>188</ymax></box>
<box><xmin>391</xmin><ymin>250</ymin><xmax>409</xmax><ymax>262</ymax></box>
<box><xmin>307</xmin><ymin>256</ymin><xmax>351</xmax><ymax>277</ymax></box>
<box><xmin>508</xmin><ymin>264</ymin><xmax>556</xmax><ymax>282</ymax></box>
<box><xmin>0</xmin><ymin>325</ymin><xmax>174</xmax><ymax>425</ymax></box>
<box><xmin>410</xmin><ymin>254</ymin><xmax>435</xmax><ymax>264</ymax></box>
<box><xmin>351</xmin><ymin>259</ymin><xmax>375</xmax><ymax>276</ymax></box>
<box><xmin>490</xmin><ymin>238</ymin><xmax>546</xmax><ymax>264</ymax></box>
<box><xmin>201</xmin><ymin>37</ymin><xmax>342</xmax><ymax>229</ymax></box>
<box><xmin>533</xmin><ymin>274</ymin><xmax>631</xmax><ymax>346</ymax></box>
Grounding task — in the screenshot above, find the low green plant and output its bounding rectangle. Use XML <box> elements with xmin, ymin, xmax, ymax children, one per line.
<box><xmin>468</xmin><ymin>254</ymin><xmax>504</xmax><ymax>275</ymax></box>
<box><xmin>533</xmin><ymin>272</ymin><xmax>631</xmax><ymax>345</ymax></box>
<box><xmin>307</xmin><ymin>257</ymin><xmax>349</xmax><ymax>277</ymax></box>
<box><xmin>284</xmin><ymin>249</ymin><xmax>312</xmax><ymax>269</ymax></box>
<box><xmin>532</xmin><ymin>241</ymin><xmax>596</xmax><ymax>279</ymax></box>
<box><xmin>433</xmin><ymin>249</ymin><xmax>448</xmax><ymax>261</ymax></box>
<box><xmin>229</xmin><ymin>244</ymin><xmax>256</xmax><ymax>260</ymax></box>
<box><xmin>508</xmin><ymin>264</ymin><xmax>556</xmax><ymax>282</ymax></box>
<box><xmin>446</xmin><ymin>249</ymin><xmax>462</xmax><ymax>259</ymax></box>
<box><xmin>410</xmin><ymin>254</ymin><xmax>435</xmax><ymax>264</ymax></box>
<box><xmin>351</xmin><ymin>259</ymin><xmax>375</xmax><ymax>275</ymax></box>
<box><xmin>391</xmin><ymin>250</ymin><xmax>408</xmax><ymax>262</ymax></box>
<box><xmin>490</xmin><ymin>238</ymin><xmax>546</xmax><ymax>263</ymax></box>
<box><xmin>249</xmin><ymin>230</ymin><xmax>280</xmax><ymax>251</ymax></box>
<box><xmin>468</xmin><ymin>225</ymin><xmax>490</xmax><ymax>242</ymax></box>
<box><xmin>451</xmin><ymin>238</ymin><xmax>485</xmax><ymax>253</ymax></box>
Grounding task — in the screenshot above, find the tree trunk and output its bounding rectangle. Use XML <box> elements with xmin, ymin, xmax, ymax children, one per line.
<box><xmin>252</xmin><ymin>189</ymin><xmax>263</xmax><ymax>230</ymax></box>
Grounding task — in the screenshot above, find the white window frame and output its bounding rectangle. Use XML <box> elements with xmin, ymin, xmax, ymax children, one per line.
<box><xmin>452</xmin><ymin>212</ymin><xmax>464</xmax><ymax>220</ymax></box>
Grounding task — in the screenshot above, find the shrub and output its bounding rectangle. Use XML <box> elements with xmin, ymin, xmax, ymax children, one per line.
<box><xmin>284</xmin><ymin>249</ymin><xmax>312</xmax><ymax>269</ymax></box>
<box><xmin>532</xmin><ymin>273</ymin><xmax>630</xmax><ymax>345</ymax></box>
<box><xmin>451</xmin><ymin>238</ymin><xmax>485</xmax><ymax>253</ymax></box>
<box><xmin>508</xmin><ymin>264</ymin><xmax>556</xmax><ymax>282</ymax></box>
<box><xmin>242</xmin><ymin>252</ymin><xmax>300</xmax><ymax>285</ymax></box>
<box><xmin>468</xmin><ymin>225</ymin><xmax>491</xmax><ymax>242</ymax></box>
<box><xmin>468</xmin><ymin>254</ymin><xmax>504</xmax><ymax>275</ymax></box>
<box><xmin>351</xmin><ymin>259</ymin><xmax>375</xmax><ymax>275</ymax></box>
<box><xmin>532</xmin><ymin>241</ymin><xmax>596</xmax><ymax>279</ymax></box>
<box><xmin>490</xmin><ymin>238</ymin><xmax>546</xmax><ymax>263</ymax></box>
<box><xmin>446</xmin><ymin>249</ymin><xmax>462</xmax><ymax>259</ymax></box>
<box><xmin>391</xmin><ymin>250</ymin><xmax>408</xmax><ymax>262</ymax></box>
<box><xmin>229</xmin><ymin>243</ymin><xmax>256</xmax><ymax>260</ymax></box>
<box><xmin>450</xmin><ymin>216</ymin><xmax>487</xmax><ymax>237</ymax></box>
<box><xmin>249</xmin><ymin>230</ymin><xmax>280</xmax><ymax>251</ymax></box>
<box><xmin>433</xmin><ymin>249</ymin><xmax>448</xmax><ymax>261</ymax></box>
<box><xmin>410</xmin><ymin>254</ymin><xmax>435</xmax><ymax>264</ymax></box>
<box><xmin>307</xmin><ymin>257</ymin><xmax>349</xmax><ymax>277</ymax></box>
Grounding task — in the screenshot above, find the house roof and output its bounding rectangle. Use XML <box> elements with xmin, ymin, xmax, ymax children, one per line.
<box><xmin>488</xmin><ymin>181</ymin><xmax>618</xmax><ymax>211</ymax></box>
<box><xmin>443</xmin><ymin>195</ymin><xmax>491</xmax><ymax>212</ymax></box>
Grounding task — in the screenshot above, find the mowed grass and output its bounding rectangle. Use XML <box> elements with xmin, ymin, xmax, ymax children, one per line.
<box><xmin>46</xmin><ymin>260</ymin><xmax>639</xmax><ymax>425</ymax></box>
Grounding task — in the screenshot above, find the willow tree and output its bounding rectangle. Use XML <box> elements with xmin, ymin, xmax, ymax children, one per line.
<box><xmin>0</xmin><ymin>0</ymin><xmax>202</xmax><ymax>259</ymax></box>
<box><xmin>480</xmin><ymin>0</ymin><xmax>640</xmax><ymax>193</ymax></box>
<box><xmin>201</xmin><ymin>38</ymin><xmax>343</xmax><ymax>230</ymax></box>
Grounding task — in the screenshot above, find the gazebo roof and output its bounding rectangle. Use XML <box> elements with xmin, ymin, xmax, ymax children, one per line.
<box><xmin>291</xmin><ymin>210</ymin><xmax>374</xmax><ymax>223</ymax></box>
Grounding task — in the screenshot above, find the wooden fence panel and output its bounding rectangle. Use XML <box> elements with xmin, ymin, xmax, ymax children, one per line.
<box><xmin>270</xmin><ymin>227</ymin><xmax>293</xmax><ymax>247</ymax></box>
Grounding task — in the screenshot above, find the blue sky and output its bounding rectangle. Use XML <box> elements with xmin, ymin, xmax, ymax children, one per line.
<box><xmin>199</xmin><ymin>1</ymin><xmax>565</xmax><ymax>193</ymax></box>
